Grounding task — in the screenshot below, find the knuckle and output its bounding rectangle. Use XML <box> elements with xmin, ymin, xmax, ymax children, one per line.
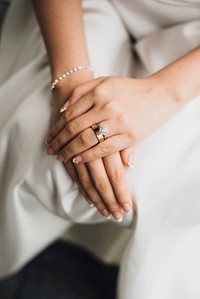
<box><xmin>63</xmin><ymin>108</ymin><xmax>73</xmax><ymax>122</ymax></box>
<box><xmin>78</xmin><ymin>132</ymin><xmax>90</xmax><ymax>147</ymax></box>
<box><xmin>50</xmin><ymin>139</ymin><xmax>59</xmax><ymax>152</ymax></box>
<box><xmin>52</xmin><ymin>123</ymin><xmax>60</xmax><ymax>135</ymax></box>
<box><xmin>104</xmin><ymin>101</ymin><xmax>118</xmax><ymax>115</ymax></box>
<box><xmin>53</xmin><ymin>137</ymin><xmax>61</xmax><ymax>148</ymax></box>
<box><xmin>93</xmin><ymin>86</ymin><xmax>106</xmax><ymax>98</ymax></box>
<box><xmin>63</xmin><ymin>145</ymin><xmax>74</xmax><ymax>157</ymax></box>
<box><xmin>113</xmin><ymin>136</ymin><xmax>121</xmax><ymax>147</ymax></box>
<box><xmin>110</xmin><ymin>169</ymin><xmax>123</xmax><ymax>183</ymax></box>
<box><xmin>63</xmin><ymin>111</ymin><xmax>69</xmax><ymax>121</ymax></box>
<box><xmin>101</xmin><ymin>143</ymin><xmax>110</xmax><ymax>155</ymax></box>
<box><xmin>128</xmin><ymin>130</ymin><xmax>135</xmax><ymax>140</ymax></box>
<box><xmin>106</xmin><ymin>201</ymin><xmax>119</xmax><ymax>211</ymax></box>
<box><xmin>66</xmin><ymin>122</ymin><xmax>77</xmax><ymax>136</ymax></box>
<box><xmin>84</xmin><ymin>152</ymin><xmax>95</xmax><ymax>162</ymax></box>
<box><xmin>81</xmin><ymin>178</ymin><xmax>92</xmax><ymax>191</ymax></box>
<box><xmin>95</xmin><ymin>202</ymin><xmax>106</xmax><ymax>211</ymax></box>
<box><xmin>71</xmin><ymin>86</ymin><xmax>80</xmax><ymax>99</ymax></box>
<box><xmin>94</xmin><ymin>177</ymin><xmax>108</xmax><ymax>191</ymax></box>
<box><xmin>117</xmin><ymin>113</ymin><xmax>127</xmax><ymax>126</ymax></box>
<box><xmin>116</xmin><ymin>193</ymin><xmax>128</xmax><ymax>204</ymax></box>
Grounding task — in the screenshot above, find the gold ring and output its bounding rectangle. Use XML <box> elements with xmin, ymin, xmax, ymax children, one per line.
<box><xmin>91</xmin><ymin>123</ymin><xmax>108</xmax><ymax>143</ymax></box>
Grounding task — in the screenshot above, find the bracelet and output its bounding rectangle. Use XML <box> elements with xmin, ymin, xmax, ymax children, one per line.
<box><xmin>51</xmin><ymin>65</ymin><xmax>93</xmax><ymax>93</ymax></box>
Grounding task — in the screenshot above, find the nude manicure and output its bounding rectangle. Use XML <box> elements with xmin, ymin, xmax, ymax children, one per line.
<box><xmin>102</xmin><ymin>209</ymin><xmax>110</xmax><ymax>218</ymax></box>
<box><xmin>59</xmin><ymin>101</ymin><xmax>70</xmax><ymax>113</ymax></box>
<box><xmin>57</xmin><ymin>154</ymin><xmax>64</xmax><ymax>162</ymax></box>
<box><xmin>72</xmin><ymin>156</ymin><xmax>83</xmax><ymax>164</ymax></box>
<box><xmin>128</xmin><ymin>152</ymin><xmax>134</xmax><ymax>168</ymax></box>
<box><xmin>47</xmin><ymin>147</ymin><xmax>54</xmax><ymax>155</ymax></box>
<box><xmin>123</xmin><ymin>203</ymin><xmax>132</xmax><ymax>213</ymax></box>
<box><xmin>117</xmin><ymin>216</ymin><xmax>123</xmax><ymax>223</ymax></box>
<box><xmin>113</xmin><ymin>212</ymin><xmax>123</xmax><ymax>222</ymax></box>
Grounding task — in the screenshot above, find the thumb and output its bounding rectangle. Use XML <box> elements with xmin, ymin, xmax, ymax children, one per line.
<box><xmin>120</xmin><ymin>148</ymin><xmax>134</xmax><ymax>168</ymax></box>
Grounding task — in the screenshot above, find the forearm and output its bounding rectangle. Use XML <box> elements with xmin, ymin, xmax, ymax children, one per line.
<box><xmin>31</xmin><ymin>0</ymin><xmax>90</xmax><ymax>79</ymax></box>
<box><xmin>154</xmin><ymin>46</ymin><xmax>200</xmax><ymax>105</ymax></box>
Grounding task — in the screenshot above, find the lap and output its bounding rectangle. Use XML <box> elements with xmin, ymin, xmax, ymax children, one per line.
<box><xmin>0</xmin><ymin>0</ymin><xmax>133</xmax><ymax>278</ymax></box>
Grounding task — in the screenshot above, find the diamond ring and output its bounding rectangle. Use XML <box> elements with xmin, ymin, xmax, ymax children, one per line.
<box><xmin>91</xmin><ymin>123</ymin><xmax>108</xmax><ymax>143</ymax></box>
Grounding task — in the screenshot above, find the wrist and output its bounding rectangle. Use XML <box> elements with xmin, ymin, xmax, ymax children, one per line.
<box><xmin>154</xmin><ymin>74</ymin><xmax>187</xmax><ymax>110</ymax></box>
<box><xmin>51</xmin><ymin>65</ymin><xmax>93</xmax><ymax>94</ymax></box>
<box><xmin>152</xmin><ymin>47</ymin><xmax>200</xmax><ymax>106</ymax></box>
<box><xmin>53</xmin><ymin>71</ymin><xmax>94</xmax><ymax>103</ymax></box>
<box><xmin>145</xmin><ymin>74</ymin><xmax>184</xmax><ymax>128</ymax></box>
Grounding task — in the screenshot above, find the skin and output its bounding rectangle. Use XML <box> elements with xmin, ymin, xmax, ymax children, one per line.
<box><xmin>32</xmin><ymin>0</ymin><xmax>133</xmax><ymax>221</ymax></box>
<box><xmin>47</xmin><ymin>46</ymin><xmax>200</xmax><ymax>163</ymax></box>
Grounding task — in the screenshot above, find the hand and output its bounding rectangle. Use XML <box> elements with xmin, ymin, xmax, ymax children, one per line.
<box><xmin>50</xmin><ymin>71</ymin><xmax>93</xmax><ymax>124</ymax></box>
<box><xmin>47</xmin><ymin>75</ymin><xmax>181</xmax><ymax>163</ymax></box>
<box><xmin>64</xmin><ymin>151</ymin><xmax>134</xmax><ymax>221</ymax></box>
<box><xmin>48</xmin><ymin>75</ymin><xmax>134</xmax><ymax>220</ymax></box>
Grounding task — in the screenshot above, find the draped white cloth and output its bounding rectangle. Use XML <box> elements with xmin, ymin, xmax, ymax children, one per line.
<box><xmin>1</xmin><ymin>0</ymin><xmax>200</xmax><ymax>298</ymax></box>
<box><xmin>0</xmin><ymin>0</ymin><xmax>135</xmax><ymax>278</ymax></box>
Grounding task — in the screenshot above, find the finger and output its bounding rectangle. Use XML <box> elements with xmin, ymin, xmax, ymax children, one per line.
<box><xmin>47</xmin><ymin>92</ymin><xmax>94</xmax><ymax>145</ymax></box>
<box><xmin>86</xmin><ymin>159</ymin><xmax>124</xmax><ymax>221</ymax></box>
<box><xmin>48</xmin><ymin>118</ymin><xmax>111</xmax><ymax>156</ymax></box>
<box><xmin>47</xmin><ymin>78</ymin><xmax>109</xmax><ymax>145</ymax></box>
<box><xmin>64</xmin><ymin>160</ymin><xmax>78</xmax><ymax>183</ymax></box>
<box><xmin>47</xmin><ymin>111</ymin><xmax>68</xmax><ymax>144</ymax></box>
<box><xmin>62</xmin><ymin>78</ymin><xmax>108</xmax><ymax>125</ymax></box>
<box><xmin>69</xmin><ymin>77</ymin><xmax>105</xmax><ymax>104</ymax></box>
<box><xmin>103</xmin><ymin>153</ymin><xmax>133</xmax><ymax>213</ymax></box>
<box><xmin>55</xmin><ymin>121</ymin><xmax>120</xmax><ymax>162</ymax></box>
<box><xmin>72</xmin><ymin>134</ymin><xmax>132</xmax><ymax>164</ymax></box>
<box><xmin>47</xmin><ymin>108</ymin><xmax>101</xmax><ymax>155</ymax></box>
<box><xmin>64</xmin><ymin>160</ymin><xmax>92</xmax><ymax>205</ymax></box>
<box><xmin>47</xmin><ymin>78</ymin><xmax>105</xmax><ymax>143</ymax></box>
<box><xmin>120</xmin><ymin>148</ymin><xmax>135</xmax><ymax>168</ymax></box>
<box><xmin>74</xmin><ymin>161</ymin><xmax>111</xmax><ymax>218</ymax></box>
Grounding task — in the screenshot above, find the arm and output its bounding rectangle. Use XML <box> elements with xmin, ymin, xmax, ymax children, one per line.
<box><xmin>32</xmin><ymin>0</ymin><xmax>90</xmax><ymax>81</ymax></box>
<box><xmin>32</xmin><ymin>0</ymin><xmax>93</xmax><ymax>120</ymax></box>
<box><xmin>31</xmin><ymin>0</ymin><xmax>134</xmax><ymax>221</ymax></box>
<box><xmin>46</xmin><ymin>46</ymin><xmax>200</xmax><ymax>162</ymax></box>
<box><xmin>154</xmin><ymin>46</ymin><xmax>200</xmax><ymax>105</ymax></box>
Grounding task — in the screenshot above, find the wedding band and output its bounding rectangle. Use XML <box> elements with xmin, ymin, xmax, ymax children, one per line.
<box><xmin>91</xmin><ymin>123</ymin><xmax>108</xmax><ymax>143</ymax></box>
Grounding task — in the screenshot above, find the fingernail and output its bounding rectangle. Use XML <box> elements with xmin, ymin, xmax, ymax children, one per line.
<box><xmin>60</xmin><ymin>107</ymin><xmax>67</xmax><ymax>113</ymax></box>
<box><xmin>47</xmin><ymin>147</ymin><xmax>54</xmax><ymax>155</ymax></box>
<box><xmin>101</xmin><ymin>209</ymin><xmax>110</xmax><ymax>218</ymax></box>
<box><xmin>60</xmin><ymin>101</ymin><xmax>70</xmax><ymax>113</ymax></box>
<box><xmin>57</xmin><ymin>154</ymin><xmax>64</xmax><ymax>162</ymax></box>
<box><xmin>86</xmin><ymin>199</ymin><xmax>94</xmax><ymax>207</ymax></box>
<box><xmin>123</xmin><ymin>203</ymin><xmax>132</xmax><ymax>213</ymax></box>
<box><xmin>72</xmin><ymin>156</ymin><xmax>83</xmax><ymax>164</ymax></box>
<box><xmin>128</xmin><ymin>152</ymin><xmax>134</xmax><ymax>168</ymax></box>
<box><xmin>46</xmin><ymin>136</ymin><xmax>52</xmax><ymax>145</ymax></box>
<box><xmin>116</xmin><ymin>216</ymin><xmax>123</xmax><ymax>223</ymax></box>
<box><xmin>87</xmin><ymin>201</ymin><xmax>94</xmax><ymax>207</ymax></box>
<box><xmin>113</xmin><ymin>212</ymin><xmax>123</xmax><ymax>222</ymax></box>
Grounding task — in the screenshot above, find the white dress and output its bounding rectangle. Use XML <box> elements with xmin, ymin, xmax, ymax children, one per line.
<box><xmin>1</xmin><ymin>0</ymin><xmax>200</xmax><ymax>298</ymax></box>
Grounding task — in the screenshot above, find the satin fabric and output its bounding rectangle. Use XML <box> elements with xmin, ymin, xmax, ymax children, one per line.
<box><xmin>1</xmin><ymin>0</ymin><xmax>200</xmax><ymax>298</ymax></box>
<box><xmin>0</xmin><ymin>0</ymin><xmax>134</xmax><ymax>278</ymax></box>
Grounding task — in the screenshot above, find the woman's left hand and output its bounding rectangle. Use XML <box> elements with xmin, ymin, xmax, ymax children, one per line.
<box><xmin>47</xmin><ymin>75</ymin><xmax>181</xmax><ymax>163</ymax></box>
